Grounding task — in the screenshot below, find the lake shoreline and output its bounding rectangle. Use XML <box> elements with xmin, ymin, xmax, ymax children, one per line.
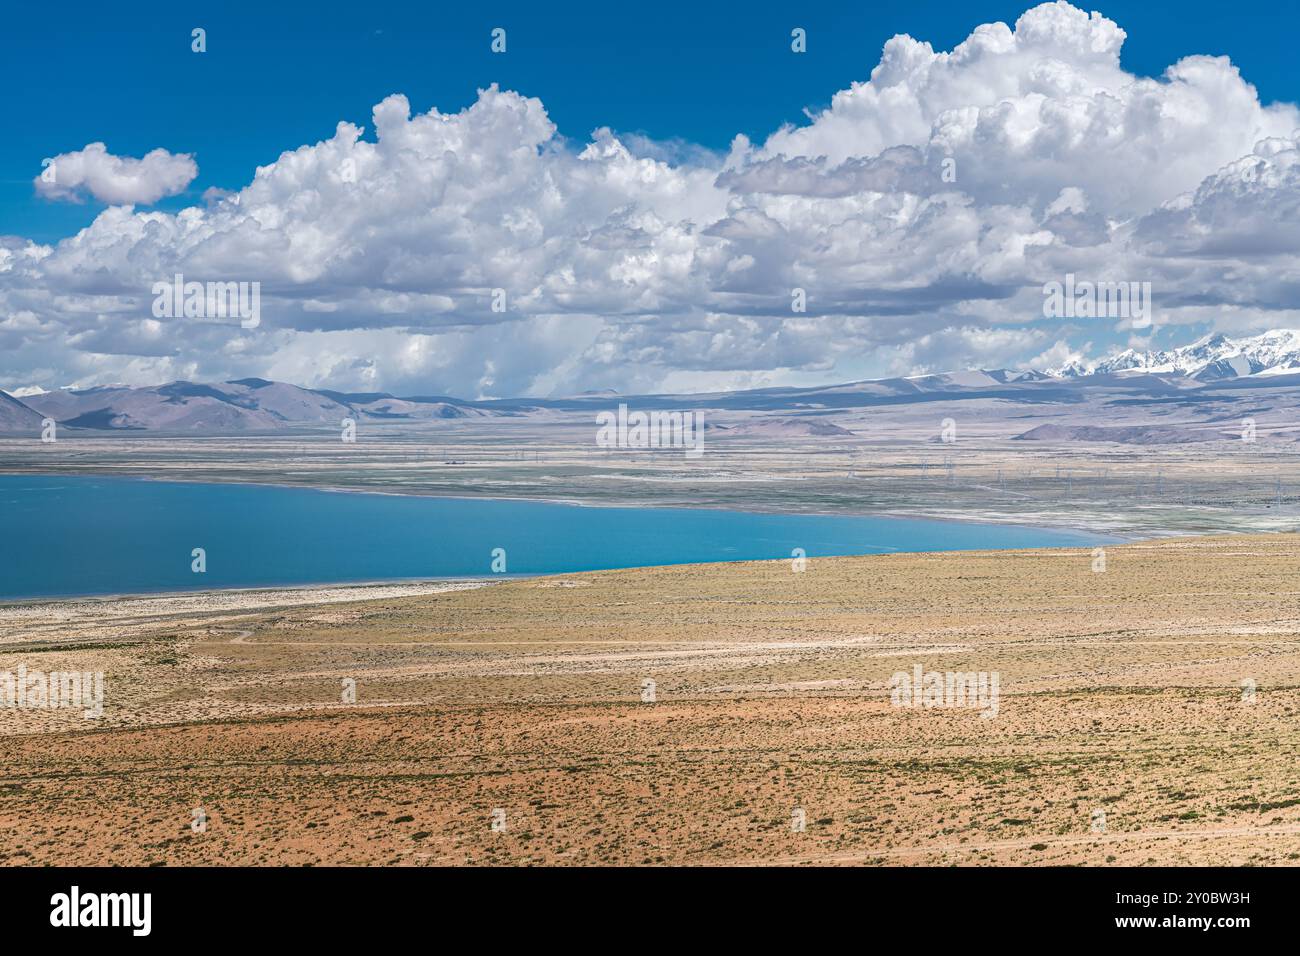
<box><xmin>0</xmin><ymin>579</ymin><xmax>494</xmax><ymax>621</ymax></box>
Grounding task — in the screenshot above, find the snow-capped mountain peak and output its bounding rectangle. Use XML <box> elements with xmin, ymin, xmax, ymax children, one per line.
<box><xmin>1049</xmin><ymin>329</ymin><xmax>1300</xmax><ymax>381</ymax></box>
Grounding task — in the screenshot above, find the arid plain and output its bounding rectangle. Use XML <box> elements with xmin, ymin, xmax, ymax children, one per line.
<box><xmin>3</xmin><ymin>533</ymin><xmax>1300</xmax><ymax>866</ymax></box>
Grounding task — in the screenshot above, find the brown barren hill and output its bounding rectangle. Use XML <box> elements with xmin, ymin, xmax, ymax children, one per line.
<box><xmin>3</xmin><ymin>534</ymin><xmax>1300</xmax><ymax>866</ymax></box>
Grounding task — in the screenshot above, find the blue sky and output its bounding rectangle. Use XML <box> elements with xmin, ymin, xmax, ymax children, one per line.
<box><xmin>2</xmin><ymin>0</ymin><xmax>1286</xmax><ymax>242</ymax></box>
<box><xmin>3</xmin><ymin>1</ymin><xmax>1299</xmax><ymax>396</ymax></box>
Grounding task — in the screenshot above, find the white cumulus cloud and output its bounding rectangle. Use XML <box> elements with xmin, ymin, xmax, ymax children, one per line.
<box><xmin>5</xmin><ymin>2</ymin><xmax>1300</xmax><ymax>398</ymax></box>
<box><xmin>34</xmin><ymin>142</ymin><xmax>198</xmax><ymax>206</ymax></box>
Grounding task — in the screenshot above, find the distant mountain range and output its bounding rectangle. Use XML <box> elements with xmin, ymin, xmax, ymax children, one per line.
<box><xmin>6</xmin><ymin>329</ymin><xmax>1300</xmax><ymax>437</ymax></box>
<box><xmin>0</xmin><ymin>388</ymin><xmax>45</xmax><ymax>433</ymax></box>
<box><xmin>1</xmin><ymin>378</ymin><xmax>509</xmax><ymax>433</ymax></box>
<box><xmin>1050</xmin><ymin>330</ymin><xmax>1300</xmax><ymax>381</ymax></box>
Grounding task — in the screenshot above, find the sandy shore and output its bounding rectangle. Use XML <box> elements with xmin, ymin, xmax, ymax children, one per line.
<box><xmin>0</xmin><ymin>580</ymin><xmax>490</xmax><ymax>646</ymax></box>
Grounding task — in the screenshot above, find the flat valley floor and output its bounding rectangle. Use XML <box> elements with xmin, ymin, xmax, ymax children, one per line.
<box><xmin>3</xmin><ymin>533</ymin><xmax>1300</xmax><ymax>866</ymax></box>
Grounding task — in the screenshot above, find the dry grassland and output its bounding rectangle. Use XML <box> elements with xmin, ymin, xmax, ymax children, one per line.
<box><xmin>3</xmin><ymin>534</ymin><xmax>1300</xmax><ymax>865</ymax></box>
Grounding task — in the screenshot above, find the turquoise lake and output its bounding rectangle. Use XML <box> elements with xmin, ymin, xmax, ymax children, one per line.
<box><xmin>0</xmin><ymin>474</ymin><xmax>1117</xmax><ymax>599</ymax></box>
